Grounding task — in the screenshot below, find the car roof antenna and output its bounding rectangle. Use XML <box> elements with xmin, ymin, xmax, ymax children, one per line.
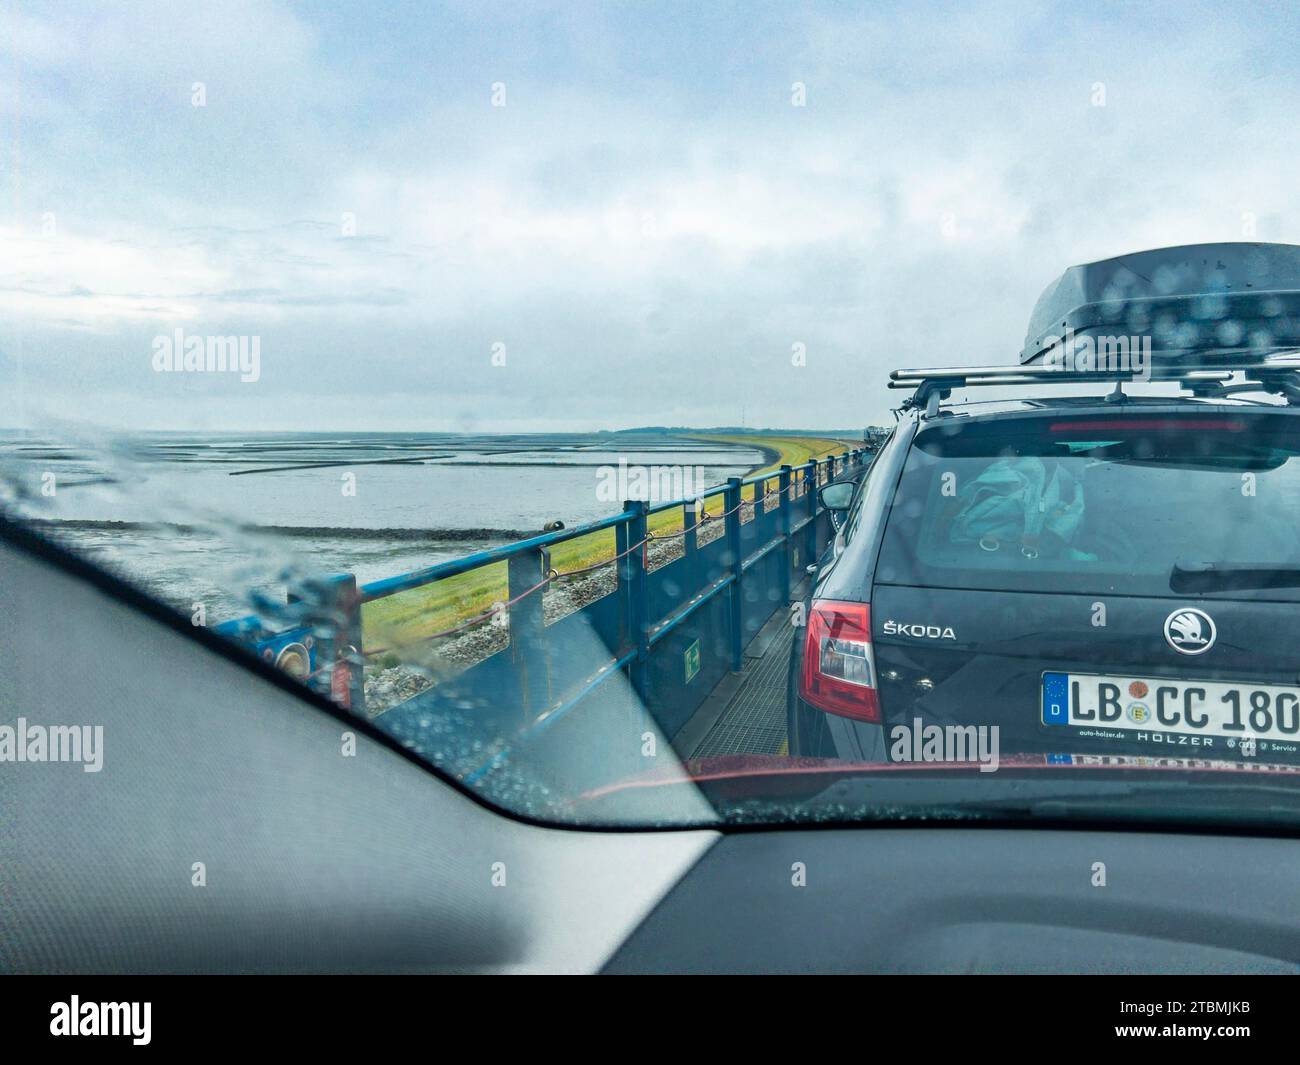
<box><xmin>1104</xmin><ymin>378</ymin><xmax>1126</xmax><ymax>404</ymax></box>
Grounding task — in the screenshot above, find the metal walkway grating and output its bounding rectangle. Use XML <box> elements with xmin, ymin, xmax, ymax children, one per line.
<box><xmin>689</xmin><ymin>619</ymin><xmax>795</xmax><ymax>758</ymax></box>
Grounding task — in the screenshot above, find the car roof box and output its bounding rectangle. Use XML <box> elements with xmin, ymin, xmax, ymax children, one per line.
<box><xmin>1021</xmin><ymin>242</ymin><xmax>1300</xmax><ymax>367</ymax></box>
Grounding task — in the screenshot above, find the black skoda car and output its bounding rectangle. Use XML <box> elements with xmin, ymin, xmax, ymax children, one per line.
<box><xmin>789</xmin><ymin>242</ymin><xmax>1300</xmax><ymax>768</ymax></box>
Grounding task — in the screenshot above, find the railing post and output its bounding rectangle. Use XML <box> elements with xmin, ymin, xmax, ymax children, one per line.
<box><xmin>724</xmin><ymin>476</ymin><xmax>744</xmax><ymax>672</ymax></box>
<box><xmin>683</xmin><ymin>496</ymin><xmax>700</xmax><ymax>599</ymax></box>
<box><xmin>615</xmin><ymin>511</ymin><xmax>630</xmax><ymax>647</ymax></box>
<box><xmin>297</xmin><ymin>573</ymin><xmax>364</xmax><ymax>715</ymax></box>
<box><xmin>804</xmin><ymin>461</ymin><xmax>818</xmax><ymax>571</ymax></box>
<box><xmin>815</xmin><ymin>459</ymin><xmax>829</xmax><ymax>552</ymax></box>
<box><xmin>508</xmin><ymin>545</ymin><xmax>549</xmax><ymax>720</ymax></box>
<box><xmin>618</xmin><ymin>499</ymin><xmax>649</xmax><ymax>699</ymax></box>
<box><xmin>778</xmin><ymin>463</ymin><xmax>792</xmax><ymax>606</ymax></box>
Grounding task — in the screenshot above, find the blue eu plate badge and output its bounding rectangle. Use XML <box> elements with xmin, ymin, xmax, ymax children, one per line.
<box><xmin>1042</xmin><ymin>672</ymin><xmax>1069</xmax><ymax>726</ymax></box>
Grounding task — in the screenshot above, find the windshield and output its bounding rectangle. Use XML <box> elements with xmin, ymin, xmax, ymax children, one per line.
<box><xmin>6</xmin><ymin>2</ymin><xmax>1300</xmax><ymax>833</ymax></box>
<box><xmin>878</xmin><ymin>412</ymin><xmax>1300</xmax><ymax>600</ymax></box>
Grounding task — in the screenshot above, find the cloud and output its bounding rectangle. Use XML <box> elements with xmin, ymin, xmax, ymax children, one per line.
<box><xmin>4</xmin><ymin>1</ymin><xmax>1300</xmax><ymax>430</ymax></box>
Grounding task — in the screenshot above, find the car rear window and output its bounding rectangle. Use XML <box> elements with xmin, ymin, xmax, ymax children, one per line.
<box><xmin>875</xmin><ymin>410</ymin><xmax>1300</xmax><ymax>601</ymax></box>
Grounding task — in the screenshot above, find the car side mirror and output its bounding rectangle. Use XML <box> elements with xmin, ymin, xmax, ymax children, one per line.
<box><xmin>818</xmin><ymin>480</ymin><xmax>856</xmax><ymax>512</ymax></box>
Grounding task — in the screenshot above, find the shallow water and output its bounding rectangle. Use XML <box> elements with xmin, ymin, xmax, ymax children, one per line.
<box><xmin>1</xmin><ymin>430</ymin><xmax>765</xmax><ymax>622</ymax></box>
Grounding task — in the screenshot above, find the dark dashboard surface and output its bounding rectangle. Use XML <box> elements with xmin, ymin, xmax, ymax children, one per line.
<box><xmin>605</xmin><ymin>826</ymin><xmax>1300</xmax><ymax>974</ymax></box>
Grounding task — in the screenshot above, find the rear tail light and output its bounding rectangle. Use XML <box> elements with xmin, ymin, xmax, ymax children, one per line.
<box><xmin>799</xmin><ymin>600</ymin><xmax>880</xmax><ymax>722</ymax></box>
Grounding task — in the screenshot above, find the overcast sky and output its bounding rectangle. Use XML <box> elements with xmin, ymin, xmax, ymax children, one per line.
<box><xmin>3</xmin><ymin>0</ymin><xmax>1300</xmax><ymax>432</ymax></box>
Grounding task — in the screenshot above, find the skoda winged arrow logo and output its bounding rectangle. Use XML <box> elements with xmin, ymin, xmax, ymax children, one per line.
<box><xmin>1164</xmin><ymin>608</ymin><xmax>1216</xmax><ymax>655</ymax></box>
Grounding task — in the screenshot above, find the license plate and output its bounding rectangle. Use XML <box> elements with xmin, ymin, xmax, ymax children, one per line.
<box><xmin>1041</xmin><ymin>671</ymin><xmax>1300</xmax><ymax>751</ymax></box>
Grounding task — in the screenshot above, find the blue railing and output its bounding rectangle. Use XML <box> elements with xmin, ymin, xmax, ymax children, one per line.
<box><xmin>220</xmin><ymin>445</ymin><xmax>872</xmax><ymax>789</ymax></box>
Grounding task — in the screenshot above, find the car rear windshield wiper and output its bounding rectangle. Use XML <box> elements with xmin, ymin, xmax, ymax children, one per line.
<box><xmin>1170</xmin><ymin>559</ymin><xmax>1300</xmax><ymax>593</ymax></box>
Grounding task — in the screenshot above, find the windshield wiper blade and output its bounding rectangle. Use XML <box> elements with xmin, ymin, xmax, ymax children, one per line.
<box><xmin>788</xmin><ymin>776</ymin><xmax>1300</xmax><ymax>829</ymax></box>
<box><xmin>951</xmin><ymin>781</ymin><xmax>1300</xmax><ymax>827</ymax></box>
<box><xmin>1170</xmin><ymin>559</ymin><xmax>1300</xmax><ymax>593</ymax></box>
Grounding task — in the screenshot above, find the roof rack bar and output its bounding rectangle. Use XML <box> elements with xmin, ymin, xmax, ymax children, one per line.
<box><xmin>888</xmin><ymin>370</ymin><xmax>1234</xmax><ymax>391</ymax></box>
<box><xmin>891</xmin><ymin>364</ymin><xmax>1260</xmax><ymax>383</ymax></box>
<box><xmin>891</xmin><ymin>360</ymin><xmax>1300</xmax><ymax>412</ymax></box>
